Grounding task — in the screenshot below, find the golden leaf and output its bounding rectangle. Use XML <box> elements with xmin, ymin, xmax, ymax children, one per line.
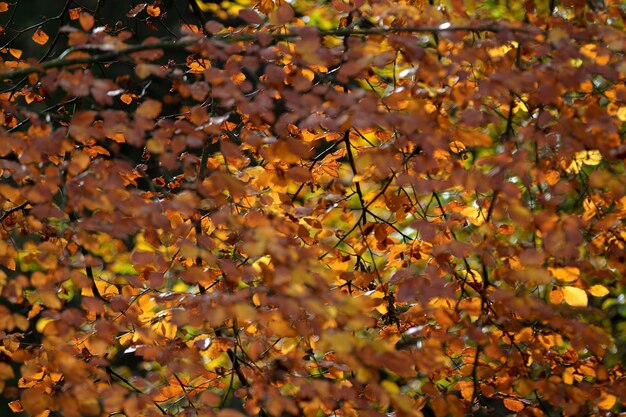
<box><xmin>548</xmin><ymin>267</ymin><xmax>580</xmax><ymax>283</ymax></box>
<box><xmin>562</xmin><ymin>286</ymin><xmax>588</xmax><ymax>307</ymax></box>
<box><xmin>588</xmin><ymin>285</ymin><xmax>609</xmax><ymax>297</ymax></box>
<box><xmin>575</xmin><ymin>150</ymin><xmax>602</xmax><ymax>166</ymax></box>
<box><xmin>597</xmin><ymin>392</ymin><xmax>617</xmax><ymax>410</ymax></box>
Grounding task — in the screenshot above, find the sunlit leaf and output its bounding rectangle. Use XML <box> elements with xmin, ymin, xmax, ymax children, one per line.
<box><xmin>548</xmin><ymin>267</ymin><xmax>580</xmax><ymax>283</ymax></box>
<box><xmin>597</xmin><ymin>392</ymin><xmax>617</xmax><ymax>410</ymax></box>
<box><xmin>562</xmin><ymin>286</ymin><xmax>588</xmax><ymax>307</ymax></box>
<box><xmin>588</xmin><ymin>285</ymin><xmax>609</xmax><ymax>297</ymax></box>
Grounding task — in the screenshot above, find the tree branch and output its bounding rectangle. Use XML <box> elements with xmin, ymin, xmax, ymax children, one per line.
<box><xmin>0</xmin><ymin>39</ymin><xmax>197</xmax><ymax>80</ymax></box>
<box><xmin>0</xmin><ymin>24</ymin><xmax>541</xmax><ymax>81</ymax></box>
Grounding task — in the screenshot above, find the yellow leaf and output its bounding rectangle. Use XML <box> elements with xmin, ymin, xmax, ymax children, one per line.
<box><xmin>575</xmin><ymin>149</ymin><xmax>602</xmax><ymax>166</ymax></box>
<box><xmin>566</xmin><ymin>150</ymin><xmax>602</xmax><ymax>174</ymax></box>
<box><xmin>617</xmin><ymin>106</ymin><xmax>626</xmax><ymax>122</ymax></box>
<box><xmin>565</xmin><ymin>160</ymin><xmax>582</xmax><ymax>174</ymax></box>
<box><xmin>588</xmin><ymin>285</ymin><xmax>609</xmax><ymax>297</ymax></box>
<box><xmin>597</xmin><ymin>392</ymin><xmax>617</xmax><ymax>410</ymax></box>
<box><xmin>548</xmin><ymin>267</ymin><xmax>580</xmax><ymax>282</ymax></box>
<box><xmin>562</xmin><ymin>367</ymin><xmax>575</xmax><ymax>384</ymax></box>
<box><xmin>562</xmin><ymin>286</ymin><xmax>588</xmax><ymax>307</ymax></box>
<box><xmin>381</xmin><ymin>380</ymin><xmax>400</xmax><ymax>394</ymax></box>
<box><xmin>488</xmin><ymin>44</ymin><xmax>513</xmax><ymax>58</ymax></box>
<box><xmin>186</xmin><ymin>57</ymin><xmax>211</xmax><ymax>73</ymax></box>
<box><xmin>461</xmin><ymin>206</ymin><xmax>486</xmax><ymax>226</ymax></box>
<box><xmin>36</xmin><ymin>317</ymin><xmax>54</xmax><ymax>333</ymax></box>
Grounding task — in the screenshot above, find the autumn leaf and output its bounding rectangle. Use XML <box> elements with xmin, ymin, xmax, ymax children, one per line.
<box><xmin>79</xmin><ymin>12</ymin><xmax>94</xmax><ymax>31</ymax></box>
<box><xmin>120</xmin><ymin>93</ymin><xmax>133</xmax><ymax>104</ymax></box>
<box><xmin>127</xmin><ymin>3</ymin><xmax>147</xmax><ymax>17</ymax></box>
<box><xmin>69</xmin><ymin>7</ymin><xmax>80</xmax><ymax>20</ymax></box>
<box><xmin>256</xmin><ymin>0</ymin><xmax>275</xmax><ymax>14</ymax></box>
<box><xmin>31</xmin><ymin>28</ymin><xmax>49</xmax><ymax>45</ymax></box>
<box><xmin>0</xmin><ymin>1</ymin><xmax>624</xmax><ymax>416</ymax></box>
<box><xmin>20</xmin><ymin>387</ymin><xmax>52</xmax><ymax>416</ymax></box>
<box><xmin>503</xmin><ymin>398</ymin><xmax>525</xmax><ymax>412</ymax></box>
<box><xmin>597</xmin><ymin>392</ymin><xmax>617</xmax><ymax>410</ymax></box>
<box><xmin>562</xmin><ymin>286</ymin><xmax>588</xmax><ymax>307</ymax></box>
<box><xmin>588</xmin><ymin>285</ymin><xmax>609</xmax><ymax>297</ymax></box>
<box><xmin>136</xmin><ymin>99</ymin><xmax>162</xmax><ymax>119</ymax></box>
<box><xmin>147</xmin><ymin>4</ymin><xmax>160</xmax><ymax>17</ymax></box>
<box><xmin>548</xmin><ymin>267</ymin><xmax>580</xmax><ymax>283</ymax></box>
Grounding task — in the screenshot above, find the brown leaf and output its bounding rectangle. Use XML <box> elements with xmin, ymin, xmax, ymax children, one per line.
<box><xmin>127</xmin><ymin>3</ymin><xmax>147</xmax><ymax>17</ymax></box>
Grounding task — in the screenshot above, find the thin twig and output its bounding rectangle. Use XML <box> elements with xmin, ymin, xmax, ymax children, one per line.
<box><xmin>0</xmin><ymin>24</ymin><xmax>542</xmax><ymax>81</ymax></box>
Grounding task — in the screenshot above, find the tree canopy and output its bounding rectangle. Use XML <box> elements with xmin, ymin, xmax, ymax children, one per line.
<box><xmin>0</xmin><ymin>0</ymin><xmax>625</xmax><ymax>416</ymax></box>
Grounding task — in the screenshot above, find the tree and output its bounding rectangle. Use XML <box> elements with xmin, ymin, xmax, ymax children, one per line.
<box><xmin>0</xmin><ymin>0</ymin><xmax>624</xmax><ymax>416</ymax></box>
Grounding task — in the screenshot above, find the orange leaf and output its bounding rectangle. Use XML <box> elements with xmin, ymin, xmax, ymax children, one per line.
<box><xmin>0</xmin><ymin>2</ymin><xmax>9</xmax><ymax>12</ymax></box>
<box><xmin>136</xmin><ymin>99</ymin><xmax>162</xmax><ymax>119</ymax></box>
<box><xmin>503</xmin><ymin>398</ymin><xmax>525</xmax><ymax>412</ymax></box>
<box><xmin>147</xmin><ymin>4</ymin><xmax>160</xmax><ymax>17</ymax></box>
<box><xmin>8</xmin><ymin>400</ymin><xmax>22</xmax><ymax>412</ymax></box>
<box><xmin>79</xmin><ymin>12</ymin><xmax>95</xmax><ymax>31</ymax></box>
<box><xmin>69</xmin><ymin>7</ymin><xmax>80</xmax><ymax>20</ymax></box>
<box><xmin>256</xmin><ymin>0</ymin><xmax>275</xmax><ymax>14</ymax></box>
<box><xmin>32</xmin><ymin>28</ymin><xmax>49</xmax><ymax>45</ymax></box>
<box><xmin>597</xmin><ymin>392</ymin><xmax>617</xmax><ymax>410</ymax></box>
<box><xmin>120</xmin><ymin>93</ymin><xmax>133</xmax><ymax>105</ymax></box>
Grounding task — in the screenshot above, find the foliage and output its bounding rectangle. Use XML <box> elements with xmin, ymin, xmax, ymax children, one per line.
<box><xmin>0</xmin><ymin>0</ymin><xmax>625</xmax><ymax>416</ymax></box>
